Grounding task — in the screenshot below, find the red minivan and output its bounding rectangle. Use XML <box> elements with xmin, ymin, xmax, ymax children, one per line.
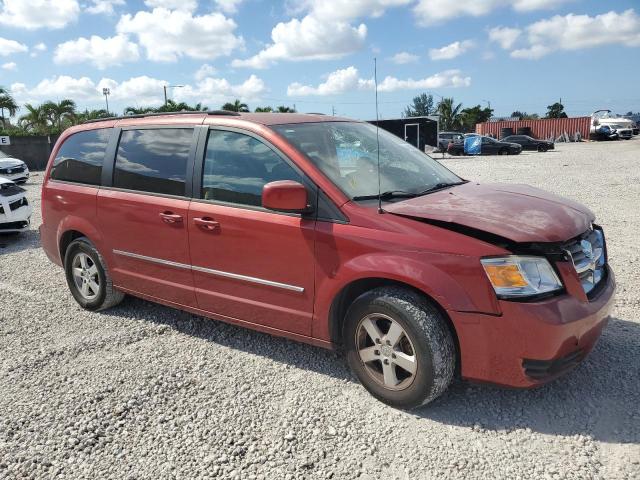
<box><xmin>40</xmin><ymin>112</ymin><xmax>615</xmax><ymax>408</ymax></box>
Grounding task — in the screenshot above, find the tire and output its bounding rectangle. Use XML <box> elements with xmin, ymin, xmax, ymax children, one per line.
<box><xmin>538</xmin><ymin>145</ymin><xmax>548</xmax><ymax>152</ymax></box>
<box><xmin>343</xmin><ymin>287</ymin><xmax>455</xmax><ymax>409</ymax></box>
<box><xmin>499</xmin><ymin>148</ymin><xmax>508</xmax><ymax>155</ymax></box>
<box><xmin>64</xmin><ymin>237</ymin><xmax>124</xmax><ymax>311</ymax></box>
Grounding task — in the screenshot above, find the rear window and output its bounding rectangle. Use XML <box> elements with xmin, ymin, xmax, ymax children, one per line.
<box><xmin>50</xmin><ymin>129</ymin><xmax>110</xmax><ymax>185</ymax></box>
<box><xmin>113</xmin><ymin>128</ymin><xmax>193</xmax><ymax>197</ymax></box>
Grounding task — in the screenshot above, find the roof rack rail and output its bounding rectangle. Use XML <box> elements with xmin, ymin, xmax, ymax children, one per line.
<box><xmin>82</xmin><ymin>110</ymin><xmax>241</xmax><ymax>124</ymax></box>
<box><xmin>305</xmin><ymin>112</ymin><xmax>326</xmax><ymax>115</ymax></box>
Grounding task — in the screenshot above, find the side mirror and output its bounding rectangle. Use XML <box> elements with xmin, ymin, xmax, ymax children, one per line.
<box><xmin>262</xmin><ymin>180</ymin><xmax>310</xmax><ymax>213</ymax></box>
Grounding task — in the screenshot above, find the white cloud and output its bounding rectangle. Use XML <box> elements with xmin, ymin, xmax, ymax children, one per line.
<box><xmin>34</xmin><ymin>43</ymin><xmax>47</xmax><ymax>52</ymax></box>
<box><xmin>376</xmin><ymin>69</ymin><xmax>471</xmax><ymax>92</ymax></box>
<box><xmin>2</xmin><ymin>62</ymin><xmax>17</xmax><ymax>71</ymax></box>
<box><xmin>0</xmin><ymin>0</ymin><xmax>80</xmax><ymax>30</ymax></box>
<box><xmin>488</xmin><ymin>27</ymin><xmax>521</xmax><ymax>50</ymax></box>
<box><xmin>302</xmin><ymin>0</ymin><xmax>413</xmax><ymax>22</ymax></box>
<box><xmin>390</xmin><ymin>52</ymin><xmax>419</xmax><ymax>64</ymax></box>
<box><xmin>117</xmin><ymin>8</ymin><xmax>244</xmax><ymax>62</ymax></box>
<box><xmin>233</xmin><ymin>0</ymin><xmax>411</xmax><ymax>69</ymax></box>
<box><xmin>413</xmin><ymin>0</ymin><xmax>572</xmax><ymax>25</ymax></box>
<box><xmin>511</xmin><ymin>9</ymin><xmax>640</xmax><ymax>59</ymax></box>
<box><xmin>214</xmin><ymin>0</ymin><xmax>244</xmax><ymax>14</ymax></box>
<box><xmin>54</xmin><ymin>35</ymin><xmax>139</xmax><ymax>69</ymax></box>
<box><xmin>0</xmin><ymin>37</ymin><xmax>28</xmax><ymax>56</ymax></box>
<box><xmin>429</xmin><ymin>40</ymin><xmax>474</xmax><ymax>60</ymax></box>
<box><xmin>86</xmin><ymin>0</ymin><xmax>125</xmax><ymax>15</ymax></box>
<box><xmin>232</xmin><ymin>15</ymin><xmax>367</xmax><ymax>69</ymax></box>
<box><xmin>143</xmin><ymin>0</ymin><xmax>197</xmax><ymax>11</ymax></box>
<box><xmin>11</xmin><ymin>74</ymin><xmax>268</xmax><ymax>108</ymax></box>
<box><xmin>287</xmin><ymin>66</ymin><xmax>470</xmax><ymax>96</ymax></box>
<box><xmin>195</xmin><ymin>64</ymin><xmax>217</xmax><ymax>81</ymax></box>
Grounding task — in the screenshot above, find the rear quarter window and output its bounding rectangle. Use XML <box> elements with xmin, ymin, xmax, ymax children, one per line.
<box><xmin>50</xmin><ymin>129</ymin><xmax>111</xmax><ymax>185</ymax></box>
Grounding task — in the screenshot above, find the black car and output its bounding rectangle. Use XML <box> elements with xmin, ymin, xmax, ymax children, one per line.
<box><xmin>437</xmin><ymin>131</ymin><xmax>464</xmax><ymax>151</ymax></box>
<box><xmin>502</xmin><ymin>135</ymin><xmax>554</xmax><ymax>152</ymax></box>
<box><xmin>447</xmin><ymin>136</ymin><xmax>522</xmax><ymax>156</ymax></box>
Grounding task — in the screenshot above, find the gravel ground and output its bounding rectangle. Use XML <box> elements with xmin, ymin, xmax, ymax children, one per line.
<box><xmin>1</xmin><ymin>138</ymin><xmax>639</xmax><ymax>480</ymax></box>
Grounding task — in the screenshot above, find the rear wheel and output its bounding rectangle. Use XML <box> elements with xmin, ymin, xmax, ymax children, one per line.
<box><xmin>499</xmin><ymin>148</ymin><xmax>508</xmax><ymax>155</ymax></box>
<box><xmin>344</xmin><ymin>287</ymin><xmax>455</xmax><ymax>409</ymax></box>
<box><xmin>64</xmin><ymin>237</ymin><xmax>124</xmax><ymax>311</ymax></box>
<box><xmin>537</xmin><ymin>144</ymin><xmax>548</xmax><ymax>152</ymax></box>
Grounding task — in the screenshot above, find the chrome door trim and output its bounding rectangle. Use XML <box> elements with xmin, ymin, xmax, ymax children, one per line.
<box><xmin>112</xmin><ymin>249</ymin><xmax>305</xmax><ymax>293</ymax></box>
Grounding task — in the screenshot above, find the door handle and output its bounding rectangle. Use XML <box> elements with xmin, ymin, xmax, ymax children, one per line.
<box><xmin>159</xmin><ymin>211</ymin><xmax>183</xmax><ymax>224</ymax></box>
<box><xmin>194</xmin><ymin>217</ymin><xmax>220</xmax><ymax>231</ymax></box>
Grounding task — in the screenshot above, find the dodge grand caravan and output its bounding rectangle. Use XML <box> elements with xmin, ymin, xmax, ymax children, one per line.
<box><xmin>40</xmin><ymin>112</ymin><xmax>615</xmax><ymax>408</ymax></box>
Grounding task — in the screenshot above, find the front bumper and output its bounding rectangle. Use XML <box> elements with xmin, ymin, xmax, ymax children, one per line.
<box><xmin>450</xmin><ymin>267</ymin><xmax>615</xmax><ymax>388</ymax></box>
<box><xmin>0</xmin><ymin>169</ymin><xmax>29</xmax><ymax>183</ymax></box>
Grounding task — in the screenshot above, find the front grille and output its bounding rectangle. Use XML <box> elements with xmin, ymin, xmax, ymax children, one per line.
<box><xmin>0</xmin><ymin>165</ymin><xmax>25</xmax><ymax>174</ymax></box>
<box><xmin>523</xmin><ymin>349</ymin><xmax>585</xmax><ymax>380</ymax></box>
<box><xmin>563</xmin><ymin>228</ymin><xmax>607</xmax><ymax>296</ymax></box>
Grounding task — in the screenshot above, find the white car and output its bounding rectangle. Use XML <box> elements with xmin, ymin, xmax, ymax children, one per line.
<box><xmin>0</xmin><ymin>177</ymin><xmax>32</xmax><ymax>233</ymax></box>
<box><xmin>0</xmin><ymin>151</ymin><xmax>30</xmax><ymax>184</ymax></box>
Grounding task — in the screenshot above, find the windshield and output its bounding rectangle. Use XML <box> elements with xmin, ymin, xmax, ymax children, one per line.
<box><xmin>272</xmin><ymin>122</ymin><xmax>462</xmax><ymax>199</ymax></box>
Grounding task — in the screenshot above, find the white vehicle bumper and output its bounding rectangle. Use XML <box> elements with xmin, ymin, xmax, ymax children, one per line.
<box><xmin>0</xmin><ymin>195</ymin><xmax>32</xmax><ymax>233</ymax></box>
<box><xmin>0</xmin><ymin>167</ymin><xmax>30</xmax><ymax>183</ymax></box>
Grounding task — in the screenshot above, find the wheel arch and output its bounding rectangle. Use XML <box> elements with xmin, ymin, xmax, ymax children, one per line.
<box><xmin>328</xmin><ymin>277</ymin><xmax>461</xmax><ymax>375</ymax></box>
<box><xmin>56</xmin><ymin>216</ymin><xmax>105</xmax><ymax>264</ymax></box>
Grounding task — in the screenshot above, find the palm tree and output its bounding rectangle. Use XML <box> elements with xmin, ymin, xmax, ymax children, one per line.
<box><xmin>0</xmin><ymin>86</ymin><xmax>19</xmax><ymax>128</ymax></box>
<box><xmin>19</xmin><ymin>104</ymin><xmax>49</xmax><ymax>134</ymax></box>
<box><xmin>221</xmin><ymin>99</ymin><xmax>249</xmax><ymax>112</ymax></box>
<box><xmin>254</xmin><ymin>106</ymin><xmax>273</xmax><ymax>112</ymax></box>
<box><xmin>437</xmin><ymin>97</ymin><xmax>463</xmax><ymax>131</ymax></box>
<box><xmin>276</xmin><ymin>105</ymin><xmax>296</xmax><ymax>113</ymax></box>
<box><xmin>76</xmin><ymin>109</ymin><xmax>111</xmax><ymax>123</ymax></box>
<box><xmin>124</xmin><ymin>106</ymin><xmax>157</xmax><ymax>115</ymax></box>
<box><xmin>42</xmin><ymin>99</ymin><xmax>77</xmax><ymax>131</ymax></box>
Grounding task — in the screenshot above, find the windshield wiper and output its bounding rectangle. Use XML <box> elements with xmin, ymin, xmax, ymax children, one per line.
<box><xmin>352</xmin><ymin>190</ymin><xmax>418</xmax><ymax>201</ymax></box>
<box><xmin>416</xmin><ymin>180</ymin><xmax>468</xmax><ymax>196</ymax></box>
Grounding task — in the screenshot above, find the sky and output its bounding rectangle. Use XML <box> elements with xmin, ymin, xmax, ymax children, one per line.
<box><xmin>0</xmin><ymin>0</ymin><xmax>639</xmax><ymax>120</ymax></box>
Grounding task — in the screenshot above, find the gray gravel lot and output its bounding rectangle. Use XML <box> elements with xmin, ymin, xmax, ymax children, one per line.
<box><xmin>1</xmin><ymin>139</ymin><xmax>639</xmax><ymax>479</ymax></box>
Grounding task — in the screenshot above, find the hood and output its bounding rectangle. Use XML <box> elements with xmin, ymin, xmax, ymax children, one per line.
<box><xmin>0</xmin><ymin>158</ymin><xmax>24</xmax><ymax>168</ymax></box>
<box><xmin>384</xmin><ymin>182</ymin><xmax>595</xmax><ymax>243</ymax></box>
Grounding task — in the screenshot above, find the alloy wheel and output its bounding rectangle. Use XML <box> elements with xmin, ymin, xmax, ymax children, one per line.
<box><xmin>355</xmin><ymin>313</ymin><xmax>417</xmax><ymax>391</ymax></box>
<box><xmin>71</xmin><ymin>252</ymin><xmax>100</xmax><ymax>300</ymax></box>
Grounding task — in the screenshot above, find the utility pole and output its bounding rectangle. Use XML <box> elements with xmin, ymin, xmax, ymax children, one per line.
<box><xmin>332</xmin><ymin>106</ymin><xmax>336</xmax><ymax>116</ymax></box>
<box><xmin>102</xmin><ymin>88</ymin><xmax>110</xmax><ymax>115</ymax></box>
<box><xmin>163</xmin><ymin>85</ymin><xmax>185</xmax><ymax>106</ymax></box>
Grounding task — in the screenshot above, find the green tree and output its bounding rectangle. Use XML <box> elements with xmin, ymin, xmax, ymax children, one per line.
<box><xmin>460</xmin><ymin>105</ymin><xmax>493</xmax><ymax>131</ymax></box>
<box><xmin>511</xmin><ymin>111</ymin><xmax>540</xmax><ymax>120</ymax></box>
<box><xmin>222</xmin><ymin>99</ymin><xmax>249</xmax><ymax>112</ymax></box>
<box><xmin>254</xmin><ymin>106</ymin><xmax>273</xmax><ymax>112</ymax></box>
<box><xmin>42</xmin><ymin>99</ymin><xmax>77</xmax><ymax>132</ymax></box>
<box><xmin>437</xmin><ymin>97</ymin><xmax>463</xmax><ymax>131</ymax></box>
<box><xmin>18</xmin><ymin>103</ymin><xmax>50</xmax><ymax>134</ymax></box>
<box><xmin>76</xmin><ymin>108</ymin><xmax>112</xmax><ymax>123</ymax></box>
<box><xmin>124</xmin><ymin>106</ymin><xmax>157</xmax><ymax>115</ymax></box>
<box><xmin>546</xmin><ymin>102</ymin><xmax>568</xmax><ymax>119</ymax></box>
<box><xmin>0</xmin><ymin>86</ymin><xmax>19</xmax><ymax>128</ymax></box>
<box><xmin>403</xmin><ymin>93</ymin><xmax>434</xmax><ymax>117</ymax></box>
<box><xmin>276</xmin><ymin>105</ymin><xmax>296</xmax><ymax>113</ymax></box>
<box><xmin>156</xmin><ymin>100</ymin><xmax>208</xmax><ymax>112</ymax></box>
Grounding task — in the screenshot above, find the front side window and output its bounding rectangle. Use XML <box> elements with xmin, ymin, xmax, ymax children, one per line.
<box><xmin>201</xmin><ymin>130</ymin><xmax>301</xmax><ymax>207</ymax></box>
<box><xmin>50</xmin><ymin>128</ymin><xmax>110</xmax><ymax>185</ymax></box>
<box><xmin>113</xmin><ymin>128</ymin><xmax>193</xmax><ymax>196</ymax></box>
<box><xmin>272</xmin><ymin>122</ymin><xmax>461</xmax><ymax>199</ymax></box>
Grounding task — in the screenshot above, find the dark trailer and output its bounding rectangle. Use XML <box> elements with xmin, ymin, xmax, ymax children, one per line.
<box><xmin>368</xmin><ymin>116</ymin><xmax>439</xmax><ymax>152</ymax></box>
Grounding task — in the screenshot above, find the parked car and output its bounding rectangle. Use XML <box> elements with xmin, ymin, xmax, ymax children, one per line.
<box><xmin>0</xmin><ymin>177</ymin><xmax>32</xmax><ymax>233</ymax></box>
<box><xmin>0</xmin><ymin>151</ymin><xmax>30</xmax><ymax>184</ymax></box>
<box><xmin>437</xmin><ymin>131</ymin><xmax>464</xmax><ymax>152</ymax></box>
<box><xmin>502</xmin><ymin>135</ymin><xmax>555</xmax><ymax>152</ymax></box>
<box><xmin>590</xmin><ymin>110</ymin><xmax>634</xmax><ymax>140</ymax></box>
<box><xmin>40</xmin><ymin>112</ymin><xmax>615</xmax><ymax>409</ymax></box>
<box><xmin>448</xmin><ymin>136</ymin><xmax>522</xmax><ymax>156</ymax></box>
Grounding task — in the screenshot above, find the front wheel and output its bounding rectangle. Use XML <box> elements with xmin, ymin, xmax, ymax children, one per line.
<box><xmin>344</xmin><ymin>287</ymin><xmax>456</xmax><ymax>409</ymax></box>
<box><xmin>498</xmin><ymin>148</ymin><xmax>508</xmax><ymax>155</ymax></box>
<box><xmin>64</xmin><ymin>237</ymin><xmax>124</xmax><ymax>311</ymax></box>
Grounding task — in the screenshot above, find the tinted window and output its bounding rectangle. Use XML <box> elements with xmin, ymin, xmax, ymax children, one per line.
<box><xmin>113</xmin><ymin>128</ymin><xmax>193</xmax><ymax>196</ymax></box>
<box><xmin>51</xmin><ymin>129</ymin><xmax>110</xmax><ymax>185</ymax></box>
<box><xmin>202</xmin><ymin>130</ymin><xmax>301</xmax><ymax>206</ymax></box>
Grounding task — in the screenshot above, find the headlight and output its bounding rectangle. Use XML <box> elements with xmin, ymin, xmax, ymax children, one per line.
<box><xmin>481</xmin><ymin>256</ymin><xmax>563</xmax><ymax>298</ymax></box>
